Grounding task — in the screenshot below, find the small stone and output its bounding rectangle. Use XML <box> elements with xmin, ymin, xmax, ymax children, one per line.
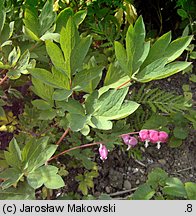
<box><xmin>189</xmin><ymin>174</ymin><xmax>193</xmax><ymax>178</ymax></box>
<box><xmin>128</xmin><ymin>167</ymin><xmax>131</xmax><ymax>171</ymax></box>
<box><xmin>136</xmin><ymin>180</ymin><xmax>140</xmax><ymax>185</ymax></box>
<box><xmin>158</xmin><ymin>159</ymin><xmax>166</xmax><ymax>165</ymax></box>
<box><xmin>123</xmin><ymin>180</ymin><xmax>132</xmax><ymax>190</ymax></box>
<box><xmin>132</xmin><ymin>168</ymin><xmax>139</xmax><ymax>173</ymax></box>
<box><xmin>105</xmin><ymin>186</ymin><xmax>111</xmax><ymax>193</ymax></box>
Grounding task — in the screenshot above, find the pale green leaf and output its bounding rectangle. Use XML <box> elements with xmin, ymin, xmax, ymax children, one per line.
<box><xmin>185</xmin><ymin>182</ymin><xmax>196</xmax><ymax>200</ymax></box>
<box><xmin>8</xmin><ymin>46</ymin><xmax>21</xmax><ymax>66</ymax></box>
<box><xmin>73</xmin><ymin>10</ymin><xmax>87</xmax><ymax>27</ymax></box>
<box><xmin>163</xmin><ymin>177</ymin><xmax>187</xmax><ymax>198</ymax></box>
<box><xmin>45</xmin><ymin>40</ymin><xmax>68</xmax><ymax>77</ymax></box>
<box><xmin>164</xmin><ymin>36</ymin><xmax>193</xmax><ymax>63</ymax></box>
<box><xmin>27</xmin><ymin>165</ymin><xmax>64</xmax><ymax>189</ymax></box>
<box><xmin>39</xmin><ymin>0</ymin><xmax>56</xmax><ymax>35</ymax></box>
<box><xmin>141</xmin><ymin>31</ymin><xmax>171</xmax><ymax>69</ymax></box>
<box><xmin>90</xmin><ymin>116</ymin><xmax>113</xmax><ymax>130</ymax></box>
<box><xmin>72</xmin><ymin>66</ymin><xmax>103</xmax><ymax>91</ymax></box>
<box><xmin>67</xmin><ymin>113</ymin><xmax>87</xmax><ymax>131</ymax></box>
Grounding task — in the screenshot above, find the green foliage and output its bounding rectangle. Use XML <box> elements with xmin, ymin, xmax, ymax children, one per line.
<box><xmin>0</xmin><ymin>137</ymin><xmax>64</xmax><ymax>198</ymax></box>
<box><xmin>114</xmin><ymin>17</ymin><xmax>192</xmax><ymax>83</ymax></box>
<box><xmin>0</xmin><ymin>1</ymin><xmax>195</xmax><ymax>200</ymax></box>
<box><xmin>75</xmin><ymin>170</ymin><xmax>98</xmax><ymax>195</ymax></box>
<box><xmin>131</xmin><ymin>168</ymin><xmax>196</xmax><ymax>200</ymax></box>
<box><xmin>133</xmin><ymin>84</ymin><xmax>189</xmax><ymax>114</ymax></box>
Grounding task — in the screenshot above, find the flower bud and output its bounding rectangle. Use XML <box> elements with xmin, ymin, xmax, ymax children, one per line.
<box><xmin>122</xmin><ymin>134</ymin><xmax>138</xmax><ymax>150</ymax></box>
<box><xmin>99</xmin><ymin>144</ymin><xmax>108</xmax><ymax>161</ymax></box>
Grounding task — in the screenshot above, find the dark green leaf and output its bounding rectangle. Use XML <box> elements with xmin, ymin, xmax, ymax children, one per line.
<box><xmin>132</xmin><ymin>183</ymin><xmax>155</xmax><ymax>200</ymax></box>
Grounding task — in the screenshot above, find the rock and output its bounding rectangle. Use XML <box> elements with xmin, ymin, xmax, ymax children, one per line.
<box><xmin>158</xmin><ymin>159</ymin><xmax>167</xmax><ymax>165</ymax></box>
<box><xmin>109</xmin><ymin>169</ymin><xmax>124</xmax><ymax>189</ymax></box>
<box><xmin>105</xmin><ymin>186</ymin><xmax>111</xmax><ymax>193</ymax></box>
<box><xmin>136</xmin><ymin>179</ymin><xmax>140</xmax><ymax>185</ymax></box>
<box><xmin>123</xmin><ymin>180</ymin><xmax>132</xmax><ymax>190</ymax></box>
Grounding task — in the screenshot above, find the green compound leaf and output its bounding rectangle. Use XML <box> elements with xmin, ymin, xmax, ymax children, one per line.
<box><xmin>27</xmin><ymin>165</ymin><xmax>64</xmax><ymax>189</ymax></box>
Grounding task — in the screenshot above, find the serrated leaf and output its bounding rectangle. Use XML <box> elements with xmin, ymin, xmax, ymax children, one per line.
<box><xmin>147</xmin><ymin>168</ymin><xmax>169</xmax><ymax>189</ymax></box>
<box><xmin>132</xmin><ymin>183</ymin><xmax>155</xmax><ymax>200</ymax></box>
<box><xmin>162</xmin><ymin>177</ymin><xmax>187</xmax><ymax>198</ymax></box>
<box><xmin>185</xmin><ymin>182</ymin><xmax>196</xmax><ymax>200</ymax></box>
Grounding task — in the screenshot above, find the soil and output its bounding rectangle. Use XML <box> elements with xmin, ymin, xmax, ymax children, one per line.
<box><xmin>1</xmin><ymin>60</ymin><xmax>195</xmax><ymax>201</ymax></box>
<box><xmin>57</xmin><ymin>71</ymin><xmax>196</xmax><ymax>199</ymax></box>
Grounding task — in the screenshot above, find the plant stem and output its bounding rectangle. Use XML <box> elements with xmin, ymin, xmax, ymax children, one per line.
<box><xmin>48</xmin><ymin>142</ymin><xmax>102</xmax><ymax>162</ymax></box>
<box><xmin>116</xmin><ymin>79</ymin><xmax>131</xmax><ymax>90</ymax></box>
<box><xmin>119</xmin><ymin>131</ymin><xmax>140</xmax><ymax>137</ymax></box>
<box><xmin>56</xmin><ymin>128</ymin><xmax>70</xmax><ymax>145</ymax></box>
<box><xmin>0</xmin><ymin>74</ymin><xmax>8</xmax><ymax>85</ymax></box>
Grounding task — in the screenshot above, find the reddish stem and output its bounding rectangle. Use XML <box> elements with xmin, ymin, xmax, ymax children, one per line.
<box><xmin>119</xmin><ymin>131</ymin><xmax>140</xmax><ymax>137</ymax></box>
<box><xmin>116</xmin><ymin>79</ymin><xmax>131</xmax><ymax>90</ymax></box>
<box><xmin>0</xmin><ymin>75</ymin><xmax>8</xmax><ymax>85</ymax></box>
<box><xmin>48</xmin><ymin>142</ymin><xmax>102</xmax><ymax>162</ymax></box>
<box><xmin>56</xmin><ymin>128</ymin><xmax>70</xmax><ymax>145</ymax></box>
